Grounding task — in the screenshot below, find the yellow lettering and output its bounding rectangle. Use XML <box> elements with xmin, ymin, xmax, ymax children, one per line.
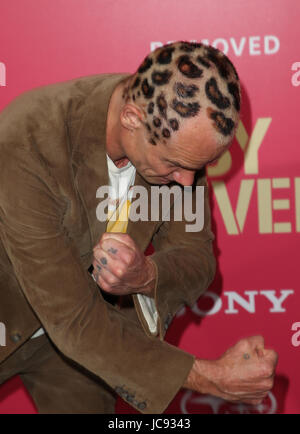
<box><xmin>258</xmin><ymin>178</ymin><xmax>292</xmax><ymax>234</ymax></box>
<box><xmin>236</xmin><ymin>118</ymin><xmax>272</xmax><ymax>175</ymax></box>
<box><xmin>207</xmin><ymin>151</ymin><xmax>232</xmax><ymax>177</ymax></box>
<box><xmin>257</xmin><ymin>179</ymin><xmax>272</xmax><ymax>233</ymax></box>
<box><xmin>272</xmin><ymin>178</ymin><xmax>291</xmax><ymax>233</ymax></box>
<box><xmin>212</xmin><ymin>180</ymin><xmax>254</xmax><ymax>234</ymax></box>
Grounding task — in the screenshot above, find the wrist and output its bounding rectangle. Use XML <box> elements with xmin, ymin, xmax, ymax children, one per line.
<box><xmin>183</xmin><ymin>358</ymin><xmax>221</xmax><ymax>395</ymax></box>
<box><xmin>138</xmin><ymin>256</ymin><xmax>157</xmax><ymax>297</ymax></box>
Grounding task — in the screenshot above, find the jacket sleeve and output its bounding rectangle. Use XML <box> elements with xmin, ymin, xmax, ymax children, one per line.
<box><xmin>133</xmin><ymin>169</ymin><xmax>216</xmax><ymax>340</ymax></box>
<box><xmin>0</xmin><ymin>144</ymin><xmax>195</xmax><ymax>414</ymax></box>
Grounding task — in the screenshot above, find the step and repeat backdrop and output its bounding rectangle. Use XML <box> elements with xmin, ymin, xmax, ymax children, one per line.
<box><xmin>0</xmin><ymin>0</ymin><xmax>299</xmax><ymax>414</ymax></box>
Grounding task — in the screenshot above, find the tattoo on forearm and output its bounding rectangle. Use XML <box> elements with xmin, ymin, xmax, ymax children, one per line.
<box><xmin>100</xmin><ymin>257</ymin><xmax>107</xmax><ymax>265</ymax></box>
<box><xmin>108</xmin><ymin>247</ymin><xmax>118</xmax><ymax>254</ymax></box>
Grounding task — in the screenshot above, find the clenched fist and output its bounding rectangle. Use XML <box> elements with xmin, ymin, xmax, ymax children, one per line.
<box><xmin>92</xmin><ymin>232</ymin><xmax>157</xmax><ymax>297</ymax></box>
<box><xmin>184</xmin><ymin>335</ymin><xmax>278</xmax><ymax>405</ymax></box>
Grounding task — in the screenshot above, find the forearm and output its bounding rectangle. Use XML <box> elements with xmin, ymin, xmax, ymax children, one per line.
<box><xmin>133</xmin><ymin>246</ymin><xmax>215</xmax><ymax>340</ymax></box>
<box><xmin>150</xmin><ymin>244</ymin><xmax>216</xmax><ymax>316</ymax></box>
<box><xmin>137</xmin><ymin>256</ymin><xmax>157</xmax><ymax>298</ymax></box>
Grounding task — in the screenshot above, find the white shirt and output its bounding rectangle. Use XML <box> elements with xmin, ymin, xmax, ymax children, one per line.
<box><xmin>106</xmin><ymin>154</ymin><xmax>158</xmax><ymax>335</ymax></box>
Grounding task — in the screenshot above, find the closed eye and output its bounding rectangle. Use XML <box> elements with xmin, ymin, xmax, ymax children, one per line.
<box><xmin>165</xmin><ymin>159</ymin><xmax>203</xmax><ymax>171</ymax></box>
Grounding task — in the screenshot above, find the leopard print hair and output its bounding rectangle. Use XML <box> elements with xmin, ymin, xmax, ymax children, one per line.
<box><xmin>122</xmin><ymin>41</ymin><xmax>241</xmax><ymax>146</ymax></box>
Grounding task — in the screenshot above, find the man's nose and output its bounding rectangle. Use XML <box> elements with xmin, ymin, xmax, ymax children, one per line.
<box><xmin>172</xmin><ymin>169</ymin><xmax>195</xmax><ymax>186</ymax></box>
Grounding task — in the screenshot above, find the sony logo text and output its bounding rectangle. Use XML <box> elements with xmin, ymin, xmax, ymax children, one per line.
<box><xmin>151</xmin><ymin>35</ymin><xmax>280</xmax><ymax>57</ymax></box>
<box><xmin>176</xmin><ymin>289</ymin><xmax>294</xmax><ymax>317</ymax></box>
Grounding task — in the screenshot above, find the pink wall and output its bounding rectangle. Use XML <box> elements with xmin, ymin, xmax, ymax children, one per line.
<box><xmin>0</xmin><ymin>0</ymin><xmax>299</xmax><ymax>414</ymax></box>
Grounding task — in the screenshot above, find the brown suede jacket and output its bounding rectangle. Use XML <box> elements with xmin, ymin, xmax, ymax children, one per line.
<box><xmin>0</xmin><ymin>73</ymin><xmax>216</xmax><ymax>413</ymax></box>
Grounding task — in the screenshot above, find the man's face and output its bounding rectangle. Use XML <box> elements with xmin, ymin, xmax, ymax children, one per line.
<box><xmin>125</xmin><ymin>114</ymin><xmax>228</xmax><ymax>186</ymax></box>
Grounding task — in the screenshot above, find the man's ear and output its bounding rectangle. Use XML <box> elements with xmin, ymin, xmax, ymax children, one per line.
<box><xmin>120</xmin><ymin>103</ymin><xmax>145</xmax><ymax>131</ymax></box>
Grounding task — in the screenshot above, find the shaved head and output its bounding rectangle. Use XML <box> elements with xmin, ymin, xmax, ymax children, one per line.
<box><xmin>122</xmin><ymin>41</ymin><xmax>241</xmax><ymax>148</ymax></box>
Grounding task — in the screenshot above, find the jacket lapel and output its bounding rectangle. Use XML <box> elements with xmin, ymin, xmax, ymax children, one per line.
<box><xmin>126</xmin><ymin>171</ymin><xmax>160</xmax><ymax>252</ymax></box>
<box><xmin>72</xmin><ymin>74</ymin><xmax>129</xmax><ymax>247</ymax></box>
<box><xmin>71</xmin><ymin>73</ymin><xmax>169</xmax><ymax>252</ymax></box>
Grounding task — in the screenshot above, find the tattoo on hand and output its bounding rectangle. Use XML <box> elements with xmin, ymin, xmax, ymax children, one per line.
<box><xmin>108</xmin><ymin>247</ymin><xmax>118</xmax><ymax>254</ymax></box>
<box><xmin>100</xmin><ymin>257</ymin><xmax>107</xmax><ymax>265</ymax></box>
<box><xmin>96</xmin><ymin>265</ymin><xmax>102</xmax><ymax>271</ymax></box>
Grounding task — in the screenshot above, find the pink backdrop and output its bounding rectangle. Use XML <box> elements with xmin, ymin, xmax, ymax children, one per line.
<box><xmin>0</xmin><ymin>0</ymin><xmax>299</xmax><ymax>414</ymax></box>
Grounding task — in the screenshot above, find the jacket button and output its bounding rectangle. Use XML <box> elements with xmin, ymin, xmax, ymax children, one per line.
<box><xmin>137</xmin><ymin>402</ymin><xmax>147</xmax><ymax>410</ymax></box>
<box><xmin>10</xmin><ymin>333</ymin><xmax>22</xmax><ymax>343</ymax></box>
<box><xmin>126</xmin><ymin>394</ymin><xmax>134</xmax><ymax>403</ymax></box>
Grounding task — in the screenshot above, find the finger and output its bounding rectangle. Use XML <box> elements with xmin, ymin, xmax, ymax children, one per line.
<box><xmin>93</xmin><ymin>260</ymin><xmax>120</xmax><ymax>287</ymax></box>
<box><xmin>264</xmin><ymin>348</ymin><xmax>279</xmax><ymax>368</ymax></box>
<box><xmin>226</xmin><ymin>382</ymin><xmax>272</xmax><ymax>396</ymax></box>
<box><xmin>248</xmin><ymin>335</ymin><xmax>265</xmax><ymax>351</ymax></box>
<box><xmin>93</xmin><ymin>249</ymin><xmax>122</xmax><ymax>281</ymax></box>
<box><xmin>92</xmin><ymin>251</ymin><xmax>125</xmax><ymax>290</ymax></box>
<box><xmin>93</xmin><ymin>248</ymin><xmax>111</xmax><ymax>269</ymax></box>
<box><xmin>222</xmin><ymin>391</ymin><xmax>268</xmax><ymax>404</ymax></box>
<box><xmin>253</xmin><ymin>348</ymin><xmax>277</xmax><ymax>381</ymax></box>
<box><xmin>95</xmin><ymin>271</ymin><xmax>120</xmax><ymax>294</ymax></box>
<box><xmin>245</xmin><ymin>336</ymin><xmax>266</xmax><ymax>361</ymax></box>
<box><xmin>100</xmin><ymin>238</ymin><xmax>136</xmax><ymax>266</ymax></box>
<box><xmin>255</xmin><ymin>347</ymin><xmax>265</xmax><ymax>359</ymax></box>
<box><xmin>242</xmin><ymin>398</ymin><xmax>265</xmax><ymax>406</ymax></box>
<box><xmin>100</xmin><ymin>232</ymin><xmax>135</xmax><ymax>249</ymax></box>
<box><xmin>93</xmin><ymin>247</ymin><xmax>129</xmax><ymax>280</ymax></box>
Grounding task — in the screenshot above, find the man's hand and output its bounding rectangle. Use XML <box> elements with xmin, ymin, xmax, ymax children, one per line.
<box><xmin>92</xmin><ymin>232</ymin><xmax>156</xmax><ymax>297</ymax></box>
<box><xmin>184</xmin><ymin>336</ymin><xmax>278</xmax><ymax>405</ymax></box>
